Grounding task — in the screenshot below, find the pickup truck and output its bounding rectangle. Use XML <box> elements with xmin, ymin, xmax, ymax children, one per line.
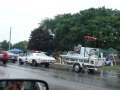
<box><xmin>18</xmin><ymin>52</ymin><xmax>55</xmax><ymax>67</ymax></box>
<box><xmin>0</xmin><ymin>51</ymin><xmax>9</xmax><ymax>64</ymax></box>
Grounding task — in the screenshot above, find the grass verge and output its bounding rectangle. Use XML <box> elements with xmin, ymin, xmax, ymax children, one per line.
<box><xmin>101</xmin><ymin>65</ymin><xmax>120</xmax><ymax>71</ymax></box>
<box><xmin>102</xmin><ymin>60</ymin><xmax>120</xmax><ymax>71</ymax></box>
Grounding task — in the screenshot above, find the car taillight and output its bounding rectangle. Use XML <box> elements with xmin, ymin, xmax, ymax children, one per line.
<box><xmin>3</xmin><ymin>53</ymin><xmax>9</xmax><ymax>58</ymax></box>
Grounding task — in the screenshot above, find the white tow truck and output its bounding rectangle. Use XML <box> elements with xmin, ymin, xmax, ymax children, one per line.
<box><xmin>60</xmin><ymin>47</ymin><xmax>106</xmax><ymax>73</ymax></box>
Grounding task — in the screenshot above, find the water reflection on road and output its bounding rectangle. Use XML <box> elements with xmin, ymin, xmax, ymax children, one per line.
<box><xmin>0</xmin><ymin>63</ymin><xmax>119</xmax><ymax>90</ymax></box>
<box><xmin>48</xmin><ymin>68</ymin><xmax>120</xmax><ymax>90</ymax></box>
<box><xmin>101</xmin><ymin>70</ymin><xmax>120</xmax><ymax>90</ymax></box>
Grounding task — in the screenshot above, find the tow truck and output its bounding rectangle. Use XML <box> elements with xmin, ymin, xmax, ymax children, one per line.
<box><xmin>60</xmin><ymin>36</ymin><xmax>106</xmax><ymax>73</ymax></box>
<box><xmin>61</xmin><ymin>48</ymin><xmax>105</xmax><ymax>73</ymax></box>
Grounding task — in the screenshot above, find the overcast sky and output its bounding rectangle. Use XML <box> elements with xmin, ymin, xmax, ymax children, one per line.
<box><xmin>0</xmin><ymin>0</ymin><xmax>120</xmax><ymax>44</ymax></box>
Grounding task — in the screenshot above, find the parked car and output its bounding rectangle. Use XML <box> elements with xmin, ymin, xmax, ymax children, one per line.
<box><xmin>5</xmin><ymin>51</ymin><xmax>18</xmax><ymax>63</ymax></box>
<box><xmin>0</xmin><ymin>51</ymin><xmax>9</xmax><ymax>65</ymax></box>
<box><xmin>18</xmin><ymin>52</ymin><xmax>56</xmax><ymax>67</ymax></box>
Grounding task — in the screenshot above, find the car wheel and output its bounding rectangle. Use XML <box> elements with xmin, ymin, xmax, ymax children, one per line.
<box><xmin>19</xmin><ymin>59</ymin><xmax>23</xmax><ymax>65</ymax></box>
<box><xmin>32</xmin><ymin>60</ymin><xmax>38</xmax><ymax>67</ymax></box>
<box><xmin>3</xmin><ymin>61</ymin><xmax>7</xmax><ymax>65</ymax></box>
<box><xmin>12</xmin><ymin>60</ymin><xmax>16</xmax><ymax>63</ymax></box>
<box><xmin>73</xmin><ymin>63</ymin><xmax>82</xmax><ymax>73</ymax></box>
<box><xmin>45</xmin><ymin>63</ymin><xmax>49</xmax><ymax>68</ymax></box>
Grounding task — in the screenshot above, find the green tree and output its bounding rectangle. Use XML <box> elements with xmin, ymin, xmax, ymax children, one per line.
<box><xmin>12</xmin><ymin>40</ymin><xmax>28</xmax><ymax>50</ymax></box>
<box><xmin>0</xmin><ymin>40</ymin><xmax>11</xmax><ymax>50</ymax></box>
<box><xmin>40</xmin><ymin>7</ymin><xmax>120</xmax><ymax>51</ymax></box>
<box><xmin>28</xmin><ymin>26</ymin><xmax>55</xmax><ymax>51</ymax></box>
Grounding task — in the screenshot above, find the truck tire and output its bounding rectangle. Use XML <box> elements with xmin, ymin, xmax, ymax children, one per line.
<box><xmin>45</xmin><ymin>63</ymin><xmax>49</xmax><ymax>68</ymax></box>
<box><xmin>19</xmin><ymin>59</ymin><xmax>23</xmax><ymax>65</ymax></box>
<box><xmin>32</xmin><ymin>60</ymin><xmax>38</xmax><ymax>67</ymax></box>
<box><xmin>73</xmin><ymin>63</ymin><xmax>82</xmax><ymax>73</ymax></box>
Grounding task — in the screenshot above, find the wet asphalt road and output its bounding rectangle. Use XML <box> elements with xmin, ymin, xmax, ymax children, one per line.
<box><xmin>0</xmin><ymin>62</ymin><xmax>120</xmax><ymax>90</ymax></box>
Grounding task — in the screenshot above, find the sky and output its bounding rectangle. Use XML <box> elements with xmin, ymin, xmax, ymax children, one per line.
<box><xmin>0</xmin><ymin>0</ymin><xmax>120</xmax><ymax>44</ymax></box>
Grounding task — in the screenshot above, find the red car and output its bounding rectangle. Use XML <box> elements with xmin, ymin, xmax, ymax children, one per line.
<box><xmin>0</xmin><ymin>51</ymin><xmax>9</xmax><ymax>64</ymax></box>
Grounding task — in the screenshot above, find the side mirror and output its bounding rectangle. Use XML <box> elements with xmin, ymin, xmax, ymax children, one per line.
<box><xmin>0</xmin><ymin>79</ymin><xmax>49</xmax><ymax>90</ymax></box>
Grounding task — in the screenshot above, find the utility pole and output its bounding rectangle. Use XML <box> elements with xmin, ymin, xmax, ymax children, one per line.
<box><xmin>9</xmin><ymin>27</ymin><xmax>12</xmax><ymax>50</ymax></box>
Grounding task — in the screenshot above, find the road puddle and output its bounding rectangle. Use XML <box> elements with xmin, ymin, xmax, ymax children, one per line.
<box><xmin>51</xmin><ymin>69</ymin><xmax>120</xmax><ymax>90</ymax></box>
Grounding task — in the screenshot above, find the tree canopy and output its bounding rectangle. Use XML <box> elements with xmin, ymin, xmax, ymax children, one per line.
<box><xmin>40</xmin><ymin>7</ymin><xmax>120</xmax><ymax>51</ymax></box>
<box><xmin>0</xmin><ymin>40</ymin><xmax>10</xmax><ymax>50</ymax></box>
<box><xmin>28</xmin><ymin>26</ymin><xmax>55</xmax><ymax>51</ymax></box>
<box><xmin>12</xmin><ymin>40</ymin><xmax>28</xmax><ymax>51</ymax></box>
